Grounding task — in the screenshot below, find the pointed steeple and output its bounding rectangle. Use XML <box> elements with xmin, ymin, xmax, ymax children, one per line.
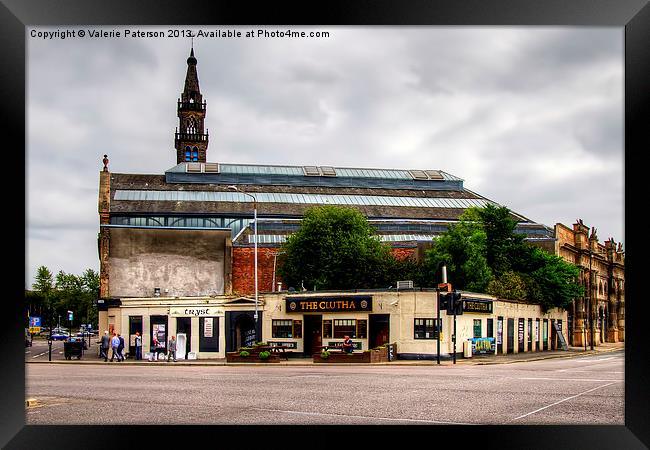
<box><xmin>182</xmin><ymin>46</ymin><xmax>201</xmax><ymax>103</ymax></box>
<box><xmin>175</xmin><ymin>46</ymin><xmax>209</xmax><ymax>164</ymax></box>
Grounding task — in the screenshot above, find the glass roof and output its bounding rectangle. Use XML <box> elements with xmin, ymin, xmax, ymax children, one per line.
<box><xmin>167</xmin><ymin>163</ymin><xmax>463</xmax><ymax>181</ymax></box>
<box><xmin>115</xmin><ymin>189</ymin><xmax>493</xmax><ymax>209</ymax></box>
<box><xmin>245</xmin><ymin>234</ymin><xmax>437</xmax><ymax>244</ymax></box>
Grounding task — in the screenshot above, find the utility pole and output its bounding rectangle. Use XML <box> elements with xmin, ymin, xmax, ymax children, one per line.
<box><xmin>437</xmin><ymin>265</ymin><xmax>447</xmax><ymax>365</ymax></box>
<box><xmin>589</xmin><ymin>249</ymin><xmax>594</xmax><ymax>350</ymax></box>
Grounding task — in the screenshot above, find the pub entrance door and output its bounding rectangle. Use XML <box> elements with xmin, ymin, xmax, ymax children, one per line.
<box><xmin>507</xmin><ymin>318</ymin><xmax>515</xmax><ymax>354</ymax></box>
<box><xmin>176</xmin><ymin>317</ymin><xmax>191</xmax><ymax>360</ymax></box>
<box><xmin>369</xmin><ymin>314</ymin><xmax>390</xmax><ymax>348</ymax></box>
<box><xmin>303</xmin><ymin>315</ymin><xmax>322</xmax><ymax>357</ymax></box>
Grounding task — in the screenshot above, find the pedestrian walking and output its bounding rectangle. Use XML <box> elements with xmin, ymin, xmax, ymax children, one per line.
<box><xmin>117</xmin><ymin>333</ymin><xmax>125</xmax><ymax>361</ymax></box>
<box><xmin>135</xmin><ymin>331</ymin><xmax>142</xmax><ymax>360</ymax></box>
<box><xmin>167</xmin><ymin>335</ymin><xmax>177</xmax><ymax>362</ymax></box>
<box><xmin>110</xmin><ymin>332</ymin><xmax>120</xmax><ymax>362</ymax></box>
<box><xmin>100</xmin><ymin>331</ymin><xmax>110</xmax><ymax>362</ymax></box>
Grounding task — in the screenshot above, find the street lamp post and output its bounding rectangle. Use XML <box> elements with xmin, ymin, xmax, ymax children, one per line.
<box><xmin>589</xmin><ymin>248</ymin><xmax>594</xmax><ymax>350</ymax></box>
<box><xmin>228</xmin><ymin>186</ymin><xmax>259</xmax><ymax>339</ymax></box>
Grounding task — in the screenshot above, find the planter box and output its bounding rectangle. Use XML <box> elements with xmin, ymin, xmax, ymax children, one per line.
<box><xmin>314</xmin><ymin>346</ymin><xmax>390</xmax><ymax>364</ymax></box>
<box><xmin>226</xmin><ymin>352</ymin><xmax>280</xmax><ymax>363</ymax></box>
<box><xmin>313</xmin><ymin>351</ymin><xmax>371</xmax><ymax>363</ymax></box>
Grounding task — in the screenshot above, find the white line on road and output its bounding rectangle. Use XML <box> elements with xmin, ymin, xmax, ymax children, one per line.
<box><xmin>518</xmin><ymin>377</ymin><xmax>624</xmax><ymax>382</ymax></box>
<box><xmin>510</xmin><ymin>382</ymin><xmax>619</xmax><ymax>422</ymax></box>
<box><xmin>253</xmin><ymin>407</ymin><xmax>474</xmax><ymax>425</ymax></box>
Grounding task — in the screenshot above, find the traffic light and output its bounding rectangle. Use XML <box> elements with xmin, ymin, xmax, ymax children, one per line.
<box><xmin>447</xmin><ymin>291</ymin><xmax>463</xmax><ymax>315</ymax></box>
<box><xmin>453</xmin><ymin>291</ymin><xmax>463</xmax><ymax>315</ymax></box>
<box><xmin>439</xmin><ymin>292</ymin><xmax>450</xmax><ymax>311</ymax></box>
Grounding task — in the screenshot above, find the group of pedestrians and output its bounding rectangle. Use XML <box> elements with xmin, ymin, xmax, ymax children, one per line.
<box><xmin>99</xmin><ymin>331</ymin><xmax>177</xmax><ymax>362</ymax></box>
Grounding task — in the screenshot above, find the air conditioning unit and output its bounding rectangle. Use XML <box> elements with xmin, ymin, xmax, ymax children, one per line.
<box><xmin>153</xmin><ymin>287</ymin><xmax>161</xmax><ymax>297</ymax></box>
<box><xmin>396</xmin><ymin>280</ymin><xmax>414</xmax><ymax>289</ymax></box>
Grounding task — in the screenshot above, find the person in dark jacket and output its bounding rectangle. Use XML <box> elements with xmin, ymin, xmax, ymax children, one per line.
<box><xmin>100</xmin><ymin>331</ymin><xmax>110</xmax><ymax>362</ymax></box>
<box><xmin>117</xmin><ymin>333</ymin><xmax>125</xmax><ymax>361</ymax></box>
<box><xmin>342</xmin><ymin>335</ymin><xmax>354</xmax><ymax>353</ymax></box>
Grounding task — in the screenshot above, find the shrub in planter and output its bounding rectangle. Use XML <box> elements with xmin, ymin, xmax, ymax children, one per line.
<box><xmin>239</xmin><ymin>350</ymin><xmax>250</xmax><ymax>357</ymax></box>
<box><xmin>320</xmin><ymin>350</ymin><xmax>330</xmax><ymax>359</ymax></box>
<box><xmin>259</xmin><ymin>351</ymin><xmax>270</xmax><ymax>360</ymax></box>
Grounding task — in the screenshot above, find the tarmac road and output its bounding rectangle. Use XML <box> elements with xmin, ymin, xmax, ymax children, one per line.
<box><xmin>25</xmin><ymin>349</ymin><xmax>624</xmax><ymax>425</ymax></box>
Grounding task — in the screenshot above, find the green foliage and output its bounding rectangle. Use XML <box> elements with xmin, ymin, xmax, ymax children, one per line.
<box><xmin>423</xmin><ymin>205</ymin><xmax>584</xmax><ymax>311</ymax></box>
<box><xmin>278</xmin><ymin>205</ymin><xmax>394</xmax><ymax>290</ymax></box>
<box><xmin>27</xmin><ymin>266</ymin><xmax>100</xmax><ymax>328</ymax></box>
<box><xmin>422</xmin><ymin>210</ymin><xmax>492</xmax><ymax>291</ymax></box>
<box><xmin>487</xmin><ymin>271</ymin><xmax>528</xmax><ymax>300</ymax></box>
<box><xmin>239</xmin><ymin>350</ymin><xmax>250</xmax><ymax>357</ymax></box>
<box><xmin>258</xmin><ymin>351</ymin><xmax>270</xmax><ymax>360</ymax></box>
<box><xmin>320</xmin><ymin>350</ymin><xmax>330</xmax><ymax>359</ymax></box>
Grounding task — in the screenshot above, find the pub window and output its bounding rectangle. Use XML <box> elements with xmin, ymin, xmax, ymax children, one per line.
<box><xmin>293</xmin><ymin>320</ymin><xmax>302</xmax><ymax>338</ymax></box>
<box><xmin>272</xmin><ymin>319</ymin><xmax>293</xmax><ymax>338</ymax></box>
<box><xmin>414</xmin><ymin>318</ymin><xmax>434</xmax><ymax>339</ymax></box>
<box><xmin>487</xmin><ymin>318</ymin><xmax>494</xmax><ymax>338</ymax></box>
<box><xmin>414</xmin><ymin>318</ymin><xmax>441</xmax><ymax>339</ymax></box>
<box><xmin>333</xmin><ymin>319</ymin><xmax>356</xmax><ymax>338</ymax></box>
<box><xmin>473</xmin><ymin>319</ymin><xmax>482</xmax><ymax>338</ymax></box>
<box><xmin>323</xmin><ymin>320</ymin><xmax>332</xmax><ymax>339</ymax></box>
<box><xmin>356</xmin><ymin>320</ymin><xmax>367</xmax><ymax>338</ymax></box>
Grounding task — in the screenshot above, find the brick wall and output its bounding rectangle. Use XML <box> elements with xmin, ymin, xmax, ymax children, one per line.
<box><xmin>232</xmin><ymin>246</ymin><xmax>418</xmax><ymax>295</ymax></box>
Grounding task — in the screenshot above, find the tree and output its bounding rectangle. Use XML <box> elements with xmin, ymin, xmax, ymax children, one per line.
<box><xmin>29</xmin><ymin>266</ymin><xmax>55</xmax><ymax>325</ymax></box>
<box><xmin>278</xmin><ymin>205</ymin><xmax>394</xmax><ymax>290</ymax></box>
<box><xmin>423</xmin><ymin>205</ymin><xmax>584</xmax><ymax>311</ymax></box>
<box><xmin>27</xmin><ymin>266</ymin><xmax>100</xmax><ymax>329</ymax></box>
<box><xmin>421</xmin><ymin>208</ymin><xmax>492</xmax><ymax>291</ymax></box>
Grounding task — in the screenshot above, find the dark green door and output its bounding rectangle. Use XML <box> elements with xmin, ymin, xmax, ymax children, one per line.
<box><xmin>507</xmin><ymin>318</ymin><xmax>514</xmax><ymax>354</ymax></box>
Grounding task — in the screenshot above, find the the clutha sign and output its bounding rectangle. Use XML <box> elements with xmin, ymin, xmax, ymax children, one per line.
<box><xmin>286</xmin><ymin>296</ymin><xmax>372</xmax><ymax>313</ymax></box>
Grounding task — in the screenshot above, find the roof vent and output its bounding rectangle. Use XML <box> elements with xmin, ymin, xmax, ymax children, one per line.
<box><xmin>186</xmin><ymin>162</ymin><xmax>202</xmax><ymax>173</ymax></box>
<box><xmin>303</xmin><ymin>166</ymin><xmax>320</xmax><ymax>176</ymax></box>
<box><xmin>204</xmin><ymin>162</ymin><xmax>220</xmax><ymax>173</ymax></box>
<box><xmin>409</xmin><ymin>169</ymin><xmax>444</xmax><ymax>180</ymax></box>
<box><xmin>320</xmin><ymin>166</ymin><xmax>337</xmax><ymax>177</ymax></box>
<box><xmin>396</xmin><ymin>280</ymin><xmax>414</xmax><ymax>289</ymax></box>
<box><xmin>408</xmin><ymin>170</ymin><xmax>429</xmax><ymax>180</ymax></box>
<box><xmin>425</xmin><ymin>170</ymin><xmax>444</xmax><ymax>180</ymax></box>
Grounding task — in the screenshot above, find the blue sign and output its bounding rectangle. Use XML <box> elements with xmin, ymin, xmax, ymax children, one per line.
<box><xmin>471</xmin><ymin>337</ymin><xmax>496</xmax><ymax>355</ymax></box>
<box><xmin>30</xmin><ymin>317</ymin><xmax>41</xmax><ymax>327</ymax></box>
<box><xmin>68</xmin><ymin>311</ymin><xmax>73</xmax><ymax>321</ymax></box>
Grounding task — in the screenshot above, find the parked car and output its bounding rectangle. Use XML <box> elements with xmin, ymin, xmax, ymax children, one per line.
<box><xmin>51</xmin><ymin>333</ymin><xmax>68</xmax><ymax>341</ymax></box>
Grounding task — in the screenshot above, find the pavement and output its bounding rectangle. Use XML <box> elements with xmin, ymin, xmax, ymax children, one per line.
<box><xmin>26</xmin><ymin>341</ymin><xmax>624</xmax><ymax>367</ymax></box>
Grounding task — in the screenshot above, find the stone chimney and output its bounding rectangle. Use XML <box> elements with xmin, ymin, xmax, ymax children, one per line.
<box><xmin>573</xmin><ymin>219</ymin><xmax>589</xmax><ymax>250</ymax></box>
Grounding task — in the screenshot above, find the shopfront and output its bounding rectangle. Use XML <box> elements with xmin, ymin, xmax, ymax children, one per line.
<box><xmin>98</xmin><ymin>296</ymin><xmax>259</xmax><ymax>359</ymax></box>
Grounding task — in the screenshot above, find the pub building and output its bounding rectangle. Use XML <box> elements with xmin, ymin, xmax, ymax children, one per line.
<box><xmin>98</xmin><ymin>289</ymin><xmax>567</xmax><ymax>360</ymax></box>
<box><xmin>96</xmin><ymin>47</ymin><xmax>576</xmax><ymax>360</ymax></box>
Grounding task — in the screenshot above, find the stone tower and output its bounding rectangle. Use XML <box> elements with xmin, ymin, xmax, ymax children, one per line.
<box><xmin>174</xmin><ymin>47</ymin><xmax>209</xmax><ymax>164</ymax></box>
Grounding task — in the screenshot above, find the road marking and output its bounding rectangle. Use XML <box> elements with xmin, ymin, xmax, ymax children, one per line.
<box><xmin>510</xmin><ymin>382</ymin><xmax>619</xmax><ymax>422</ymax></box>
<box><xmin>555</xmin><ymin>370</ymin><xmax>623</xmax><ymax>374</ymax></box>
<box><xmin>253</xmin><ymin>407</ymin><xmax>473</xmax><ymax>425</ymax></box>
<box><xmin>518</xmin><ymin>377</ymin><xmax>622</xmax><ymax>382</ymax></box>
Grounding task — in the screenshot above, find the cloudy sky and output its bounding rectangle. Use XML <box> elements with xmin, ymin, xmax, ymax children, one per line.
<box><xmin>26</xmin><ymin>26</ymin><xmax>624</xmax><ymax>288</ymax></box>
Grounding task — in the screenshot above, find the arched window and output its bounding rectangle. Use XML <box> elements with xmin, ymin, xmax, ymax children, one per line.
<box><xmin>192</xmin><ymin>146</ymin><xmax>199</xmax><ymax>162</ymax></box>
<box><xmin>185</xmin><ymin>146</ymin><xmax>191</xmax><ymax>161</ymax></box>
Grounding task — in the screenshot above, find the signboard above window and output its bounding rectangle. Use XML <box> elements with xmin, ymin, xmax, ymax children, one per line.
<box><xmin>285</xmin><ymin>296</ymin><xmax>372</xmax><ymax>313</ymax></box>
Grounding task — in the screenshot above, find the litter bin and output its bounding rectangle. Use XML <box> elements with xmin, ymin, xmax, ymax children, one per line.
<box><xmin>64</xmin><ymin>340</ymin><xmax>84</xmax><ymax>360</ymax></box>
<box><xmin>463</xmin><ymin>340</ymin><xmax>473</xmax><ymax>358</ymax></box>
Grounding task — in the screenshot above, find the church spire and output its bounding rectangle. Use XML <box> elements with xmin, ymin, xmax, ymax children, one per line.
<box><xmin>175</xmin><ymin>46</ymin><xmax>209</xmax><ymax>164</ymax></box>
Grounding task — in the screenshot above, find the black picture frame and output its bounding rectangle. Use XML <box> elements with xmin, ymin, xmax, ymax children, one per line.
<box><xmin>5</xmin><ymin>0</ymin><xmax>647</xmax><ymax>448</ymax></box>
